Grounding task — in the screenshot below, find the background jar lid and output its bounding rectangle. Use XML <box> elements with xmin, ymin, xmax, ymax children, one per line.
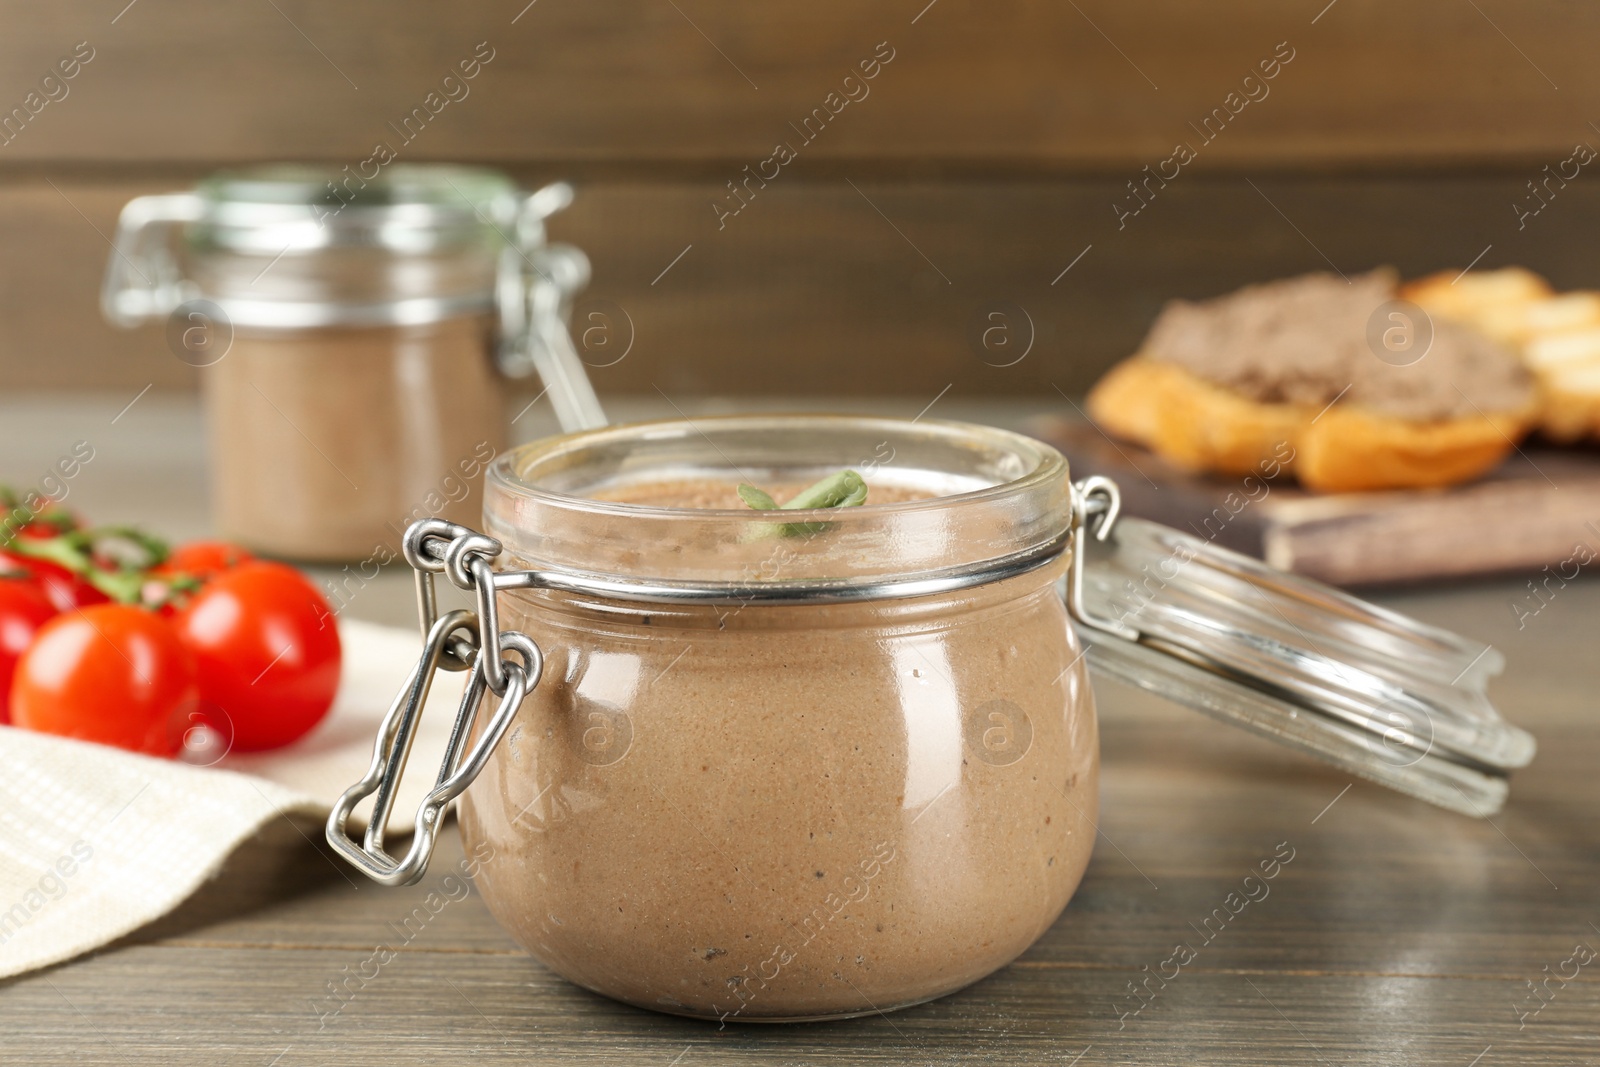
<box><xmin>190</xmin><ymin>163</ymin><xmax>520</xmax><ymax>255</ymax></box>
<box><xmin>102</xmin><ymin>164</ymin><xmax>578</xmax><ymax>331</ymax></box>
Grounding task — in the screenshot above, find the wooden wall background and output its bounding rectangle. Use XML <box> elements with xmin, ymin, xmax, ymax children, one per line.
<box><xmin>3</xmin><ymin>0</ymin><xmax>1599</xmax><ymax>396</ymax></box>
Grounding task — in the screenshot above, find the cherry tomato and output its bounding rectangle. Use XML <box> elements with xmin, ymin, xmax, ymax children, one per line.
<box><xmin>175</xmin><ymin>562</ymin><xmax>341</xmax><ymax>752</ymax></box>
<box><xmin>10</xmin><ymin>604</ymin><xmax>197</xmax><ymax>756</ymax></box>
<box><xmin>155</xmin><ymin>540</ymin><xmax>255</xmax><ymax>582</ymax></box>
<box><xmin>0</xmin><ymin>578</ymin><xmax>58</xmax><ymax>724</ymax></box>
<box><xmin>0</xmin><ymin>547</ymin><xmax>108</xmax><ymax>614</ymax></box>
<box><xmin>1</xmin><ymin>495</ymin><xmax>79</xmax><ymax>540</ymax></box>
<box><xmin>13</xmin><ymin>514</ymin><xmax>77</xmax><ymax>540</ymax></box>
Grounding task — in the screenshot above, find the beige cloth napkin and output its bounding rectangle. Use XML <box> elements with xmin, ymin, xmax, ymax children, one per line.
<box><xmin>0</xmin><ymin>619</ymin><xmax>463</xmax><ymax>979</ymax></box>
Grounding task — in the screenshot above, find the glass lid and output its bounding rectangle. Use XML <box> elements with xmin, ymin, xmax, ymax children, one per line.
<box><xmin>189</xmin><ymin>163</ymin><xmax>520</xmax><ymax>253</ymax></box>
<box><xmin>1072</xmin><ymin>508</ymin><xmax>1535</xmax><ymax>816</ymax></box>
<box><xmin>198</xmin><ymin>163</ymin><xmax>516</xmax><ymax>208</ymax></box>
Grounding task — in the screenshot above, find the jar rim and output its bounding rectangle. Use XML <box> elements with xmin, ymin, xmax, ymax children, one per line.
<box><xmin>487</xmin><ymin>413</ymin><xmax>1068</xmax><ymax>521</ymax></box>
<box><xmin>481</xmin><ymin>413</ymin><xmax>1074</xmax><ymax>592</ymax></box>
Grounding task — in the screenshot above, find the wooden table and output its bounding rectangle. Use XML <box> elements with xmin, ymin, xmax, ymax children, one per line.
<box><xmin>3</xmin><ymin>395</ymin><xmax>1596</xmax><ymax>1066</ymax></box>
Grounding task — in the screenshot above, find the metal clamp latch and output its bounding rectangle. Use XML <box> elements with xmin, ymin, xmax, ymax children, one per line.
<box><xmin>325</xmin><ymin>521</ymin><xmax>543</xmax><ymax>887</ymax></box>
<box><xmin>1064</xmin><ymin>475</ymin><xmax>1141</xmax><ymax>642</ymax></box>
<box><xmin>493</xmin><ymin>183</ymin><xmax>609</xmax><ymax>432</ymax></box>
<box><xmin>100</xmin><ymin>193</ymin><xmax>205</xmax><ymax>327</ymax></box>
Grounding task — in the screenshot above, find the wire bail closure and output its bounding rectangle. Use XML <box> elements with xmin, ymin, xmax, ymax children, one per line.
<box><xmin>1066</xmin><ymin>476</ymin><xmax>1140</xmax><ymax>642</ymax></box>
<box><xmin>325</xmin><ymin>522</ymin><xmax>543</xmax><ymax>887</ymax></box>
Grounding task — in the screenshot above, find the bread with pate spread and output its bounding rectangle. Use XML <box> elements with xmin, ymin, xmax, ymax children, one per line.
<box><xmin>1087</xmin><ymin>270</ymin><xmax>1538</xmax><ymax>492</ymax></box>
<box><xmin>1403</xmin><ymin>267</ymin><xmax>1600</xmax><ymax>443</ymax></box>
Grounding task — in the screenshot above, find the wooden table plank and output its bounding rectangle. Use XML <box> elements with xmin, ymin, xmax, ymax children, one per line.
<box><xmin>12</xmin><ymin>2</ymin><xmax>1600</xmax><ymax>406</ymax></box>
<box><xmin>4</xmin><ymin>1</ymin><xmax>1600</xmax><ymax>167</ymax></box>
<box><xmin>9</xmin><ymin>923</ymin><xmax>1600</xmax><ymax>1065</ymax></box>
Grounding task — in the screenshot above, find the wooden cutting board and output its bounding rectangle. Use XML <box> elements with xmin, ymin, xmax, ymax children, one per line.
<box><xmin>1029</xmin><ymin>414</ymin><xmax>1600</xmax><ymax>587</ymax></box>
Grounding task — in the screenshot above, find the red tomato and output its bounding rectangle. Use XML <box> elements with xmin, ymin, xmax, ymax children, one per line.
<box><xmin>3</xmin><ymin>501</ymin><xmax>79</xmax><ymax>540</ymax></box>
<box><xmin>0</xmin><ymin>578</ymin><xmax>58</xmax><ymax>724</ymax></box>
<box><xmin>175</xmin><ymin>562</ymin><xmax>341</xmax><ymax>752</ymax></box>
<box><xmin>0</xmin><ymin>547</ymin><xmax>108</xmax><ymax>614</ymax></box>
<box><xmin>10</xmin><ymin>604</ymin><xmax>197</xmax><ymax>756</ymax></box>
<box><xmin>155</xmin><ymin>540</ymin><xmax>255</xmax><ymax>581</ymax></box>
<box><xmin>14</xmin><ymin>517</ymin><xmax>75</xmax><ymax>540</ymax></box>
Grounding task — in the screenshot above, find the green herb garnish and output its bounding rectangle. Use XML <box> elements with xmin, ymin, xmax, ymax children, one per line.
<box><xmin>736</xmin><ymin>484</ymin><xmax>780</xmax><ymax>511</ymax></box>
<box><xmin>738</xmin><ymin>470</ymin><xmax>868</xmax><ymax>537</ymax></box>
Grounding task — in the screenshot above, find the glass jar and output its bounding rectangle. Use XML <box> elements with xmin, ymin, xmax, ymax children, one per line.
<box><xmin>471</xmin><ymin>415</ymin><xmax>1094</xmax><ymax>1021</ymax></box>
<box><xmin>325</xmin><ymin>413</ymin><xmax>1535</xmax><ymax>1023</ymax></box>
<box><xmin>100</xmin><ymin>164</ymin><xmax>605</xmax><ymax>561</ymax></box>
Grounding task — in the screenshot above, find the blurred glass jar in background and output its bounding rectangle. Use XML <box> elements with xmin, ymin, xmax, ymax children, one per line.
<box><xmin>102</xmin><ymin>165</ymin><xmax>604</xmax><ymax>561</ymax></box>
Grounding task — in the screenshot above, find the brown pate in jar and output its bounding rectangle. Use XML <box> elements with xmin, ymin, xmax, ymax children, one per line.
<box><xmin>456</xmin><ymin>416</ymin><xmax>1099</xmax><ymax>1021</ymax></box>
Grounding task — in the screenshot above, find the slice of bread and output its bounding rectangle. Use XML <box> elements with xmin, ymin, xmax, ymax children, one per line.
<box><xmin>1086</xmin><ymin>357</ymin><xmax>1529</xmax><ymax>491</ymax></box>
<box><xmin>1295</xmin><ymin>401</ymin><xmax>1534</xmax><ymax>492</ymax></box>
<box><xmin>1406</xmin><ymin>267</ymin><xmax>1600</xmax><ymax>442</ymax></box>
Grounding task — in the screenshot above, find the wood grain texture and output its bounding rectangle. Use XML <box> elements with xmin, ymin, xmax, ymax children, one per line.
<box><xmin>0</xmin><ymin>1</ymin><xmax>1594</xmax><ymax>168</ymax></box>
<box><xmin>1035</xmin><ymin>415</ymin><xmax>1600</xmax><ymax>585</ymax></box>
<box><xmin>11</xmin><ymin>174</ymin><xmax>1600</xmax><ymax>396</ymax></box>
<box><xmin>0</xmin><ymin>396</ymin><xmax>1592</xmax><ymax>1065</ymax></box>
